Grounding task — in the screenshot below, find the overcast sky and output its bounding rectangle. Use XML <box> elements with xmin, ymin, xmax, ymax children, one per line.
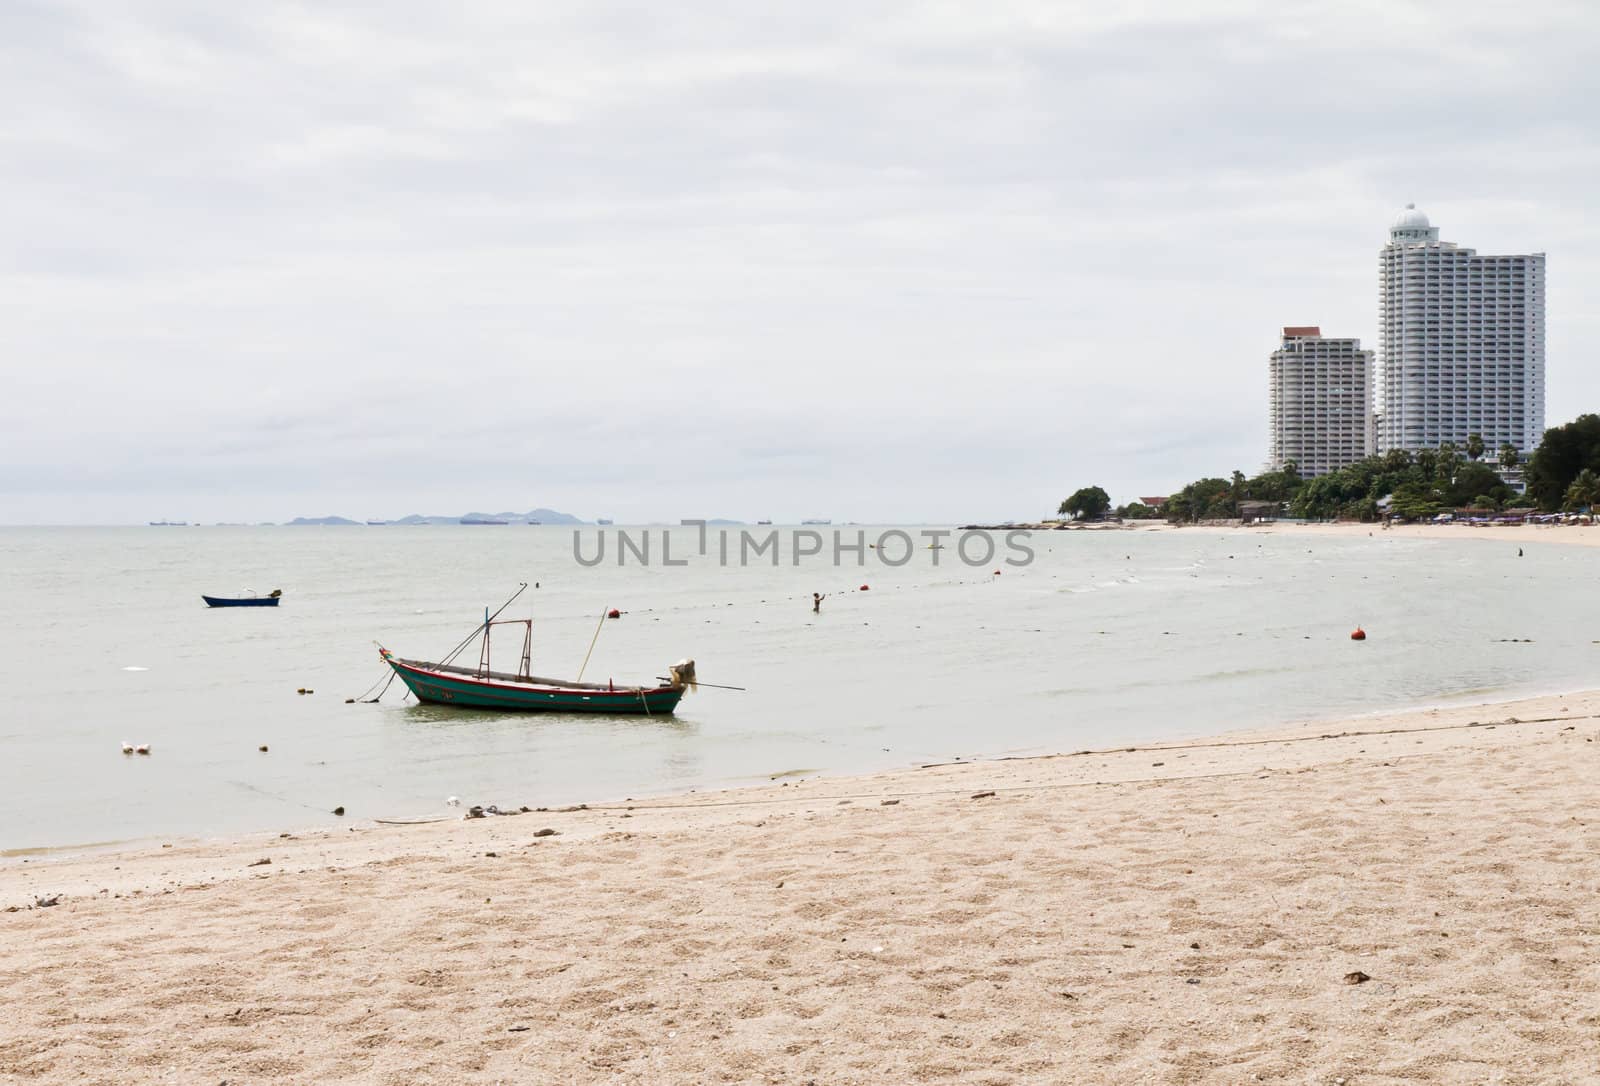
<box><xmin>3</xmin><ymin>0</ymin><xmax>1595</xmax><ymax>524</ymax></box>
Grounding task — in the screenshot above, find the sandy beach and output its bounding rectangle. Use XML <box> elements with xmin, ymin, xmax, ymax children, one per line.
<box><xmin>4</xmin><ymin>692</ymin><xmax>1597</xmax><ymax>1084</ymax></box>
<box><xmin>1168</xmin><ymin>519</ymin><xmax>1600</xmax><ymax>548</ymax></box>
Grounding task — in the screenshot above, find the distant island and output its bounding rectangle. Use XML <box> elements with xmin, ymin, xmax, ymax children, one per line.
<box><xmin>283</xmin><ymin>508</ymin><xmax>585</xmax><ymax>526</ymax></box>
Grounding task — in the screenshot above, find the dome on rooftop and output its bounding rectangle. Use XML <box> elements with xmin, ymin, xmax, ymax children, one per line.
<box><xmin>1391</xmin><ymin>202</ymin><xmax>1430</xmax><ymax>230</ymax></box>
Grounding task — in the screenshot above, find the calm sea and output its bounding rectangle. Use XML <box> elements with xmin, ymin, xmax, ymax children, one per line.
<box><xmin>1</xmin><ymin>525</ymin><xmax>1591</xmax><ymax>852</ymax></box>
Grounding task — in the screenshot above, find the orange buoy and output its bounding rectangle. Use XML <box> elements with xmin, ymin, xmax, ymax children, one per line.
<box><xmin>1350</xmin><ymin>627</ymin><xmax>1366</xmax><ymax>641</ymax></box>
<box><xmin>859</xmin><ymin>584</ymin><xmax>870</xmax><ymax>591</ymax></box>
<box><xmin>607</xmin><ymin>608</ymin><xmax>621</xmax><ymax>619</ymax></box>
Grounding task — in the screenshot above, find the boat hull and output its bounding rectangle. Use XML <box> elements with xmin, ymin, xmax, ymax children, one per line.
<box><xmin>202</xmin><ymin>596</ymin><xmax>280</xmax><ymax>607</ymax></box>
<box><xmin>381</xmin><ymin>653</ymin><xmax>683</xmax><ymax>715</ymax></box>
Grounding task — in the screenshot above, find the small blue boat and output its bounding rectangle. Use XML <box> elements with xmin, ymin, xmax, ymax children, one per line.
<box><xmin>203</xmin><ymin>590</ymin><xmax>282</xmax><ymax>608</ymax></box>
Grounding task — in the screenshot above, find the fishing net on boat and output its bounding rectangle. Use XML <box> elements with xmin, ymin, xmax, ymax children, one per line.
<box><xmin>669</xmin><ymin>658</ymin><xmax>698</xmax><ymax>692</ymax></box>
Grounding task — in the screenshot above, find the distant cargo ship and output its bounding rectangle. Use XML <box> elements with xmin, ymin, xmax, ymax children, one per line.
<box><xmin>596</xmin><ymin>518</ymin><xmax>614</xmax><ymax>525</ymax></box>
<box><xmin>756</xmin><ymin>519</ymin><xmax>772</xmax><ymax>525</ymax></box>
<box><xmin>800</xmin><ymin>518</ymin><xmax>831</xmax><ymax>525</ymax></box>
<box><xmin>460</xmin><ymin>517</ymin><xmax>508</xmax><ymax>526</ymax></box>
<box><xmin>148</xmin><ymin>520</ymin><xmax>187</xmax><ymax>526</ymax></box>
<box><xmin>367</xmin><ymin>520</ymin><xmax>387</xmax><ymax>526</ymax></box>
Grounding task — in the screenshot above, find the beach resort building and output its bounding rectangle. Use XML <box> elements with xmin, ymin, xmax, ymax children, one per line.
<box><xmin>1267</xmin><ymin>326</ymin><xmax>1375</xmax><ymax>477</ymax></box>
<box><xmin>1376</xmin><ymin>204</ymin><xmax>1546</xmax><ymax>455</ymax></box>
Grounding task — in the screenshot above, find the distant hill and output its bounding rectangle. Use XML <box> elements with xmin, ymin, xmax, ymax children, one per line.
<box><xmin>379</xmin><ymin>508</ymin><xmax>586</xmax><ymax>526</ymax></box>
<box><xmin>285</xmin><ymin>515</ymin><xmax>361</xmax><ymax>526</ymax></box>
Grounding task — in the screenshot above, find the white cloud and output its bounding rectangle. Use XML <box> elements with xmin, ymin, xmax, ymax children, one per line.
<box><xmin>1</xmin><ymin>0</ymin><xmax>1595</xmax><ymax>522</ymax></box>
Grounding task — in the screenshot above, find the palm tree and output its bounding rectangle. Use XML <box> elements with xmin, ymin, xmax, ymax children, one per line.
<box><xmin>1498</xmin><ymin>444</ymin><xmax>1519</xmax><ymax>473</ymax></box>
<box><xmin>1437</xmin><ymin>442</ymin><xmax>1463</xmax><ymax>484</ymax></box>
<box><xmin>1564</xmin><ymin>468</ymin><xmax>1600</xmax><ymax>512</ymax></box>
<box><xmin>1466</xmin><ymin>433</ymin><xmax>1485</xmax><ymax>462</ymax></box>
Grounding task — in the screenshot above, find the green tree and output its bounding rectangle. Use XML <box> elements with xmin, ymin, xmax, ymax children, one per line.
<box><xmin>1165</xmin><ymin>478</ymin><xmax>1234</xmax><ymax>522</ymax></box>
<box><xmin>1526</xmin><ymin>415</ymin><xmax>1600</xmax><ymax>511</ymax></box>
<box><xmin>1466</xmin><ymin>433</ymin><xmax>1485</xmax><ymax>461</ymax></box>
<box><xmin>1498</xmin><ymin>443</ymin><xmax>1520</xmax><ymax>473</ymax></box>
<box><xmin>1245</xmin><ymin>465</ymin><xmax>1302</xmax><ymax>504</ymax></box>
<box><xmin>1059</xmin><ymin>486</ymin><xmax>1112</xmax><ymax>521</ymax></box>
<box><xmin>1444</xmin><ymin>462</ymin><xmax>1513</xmax><ymax>509</ymax></box>
<box><xmin>1564</xmin><ymin>468</ymin><xmax>1600</xmax><ymax>512</ymax></box>
<box><xmin>1116</xmin><ymin>502</ymin><xmax>1158</xmax><ymax>520</ymax></box>
<box><xmin>1381</xmin><ymin>449</ymin><xmax>1414</xmax><ymax>474</ymax></box>
<box><xmin>1388</xmin><ymin>480</ymin><xmax>1444</xmax><ymax>522</ymax></box>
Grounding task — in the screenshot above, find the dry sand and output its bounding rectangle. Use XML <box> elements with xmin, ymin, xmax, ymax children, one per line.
<box><xmin>1166</xmin><ymin>519</ymin><xmax>1600</xmax><ymax>548</ymax></box>
<box><xmin>3</xmin><ymin>692</ymin><xmax>1598</xmax><ymax>1084</ymax></box>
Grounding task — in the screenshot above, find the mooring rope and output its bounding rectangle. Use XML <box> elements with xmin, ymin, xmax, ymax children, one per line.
<box><xmin>348</xmin><ymin>668</ymin><xmax>394</xmax><ymax>704</ymax></box>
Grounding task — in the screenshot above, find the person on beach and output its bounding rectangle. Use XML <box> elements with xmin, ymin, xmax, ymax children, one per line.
<box><xmin>812</xmin><ymin>592</ymin><xmax>825</xmax><ymax>613</ymax></box>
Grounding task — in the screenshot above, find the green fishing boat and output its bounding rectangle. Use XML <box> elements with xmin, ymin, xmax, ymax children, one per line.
<box><xmin>378</xmin><ymin>585</ymin><xmax>693</xmax><ymax>715</ymax></box>
<box><xmin>379</xmin><ymin>650</ymin><xmax>689</xmax><ymax>714</ymax></box>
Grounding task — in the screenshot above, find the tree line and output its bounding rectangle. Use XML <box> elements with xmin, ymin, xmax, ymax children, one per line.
<box><xmin>1057</xmin><ymin>415</ymin><xmax>1600</xmax><ymax>523</ymax></box>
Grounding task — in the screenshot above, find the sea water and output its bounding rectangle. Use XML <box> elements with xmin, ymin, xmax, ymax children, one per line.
<box><xmin>0</xmin><ymin>525</ymin><xmax>1592</xmax><ymax>852</ymax></box>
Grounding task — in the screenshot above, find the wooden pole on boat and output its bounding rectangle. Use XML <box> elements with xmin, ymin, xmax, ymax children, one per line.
<box><xmin>440</xmin><ymin>583</ymin><xmax>527</xmax><ymax>667</ymax></box>
<box><xmin>657</xmin><ymin>677</ymin><xmax>747</xmax><ymax>691</ymax></box>
<box><xmin>576</xmin><ymin>606</ymin><xmax>609</xmax><ymax>682</ymax></box>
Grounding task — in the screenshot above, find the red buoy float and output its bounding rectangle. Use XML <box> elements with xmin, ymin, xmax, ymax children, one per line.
<box><xmin>1350</xmin><ymin>627</ymin><xmax>1366</xmax><ymax>641</ymax></box>
<box><xmin>859</xmin><ymin>584</ymin><xmax>870</xmax><ymax>591</ymax></box>
<box><xmin>607</xmin><ymin>608</ymin><xmax>621</xmax><ymax>619</ymax></box>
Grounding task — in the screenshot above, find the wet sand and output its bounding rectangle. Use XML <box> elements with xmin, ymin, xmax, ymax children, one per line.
<box><xmin>3</xmin><ymin>691</ymin><xmax>1598</xmax><ymax>1084</ymax></box>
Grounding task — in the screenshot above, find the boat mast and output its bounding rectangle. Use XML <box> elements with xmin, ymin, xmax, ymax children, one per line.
<box><xmin>439</xmin><ymin>583</ymin><xmax>528</xmax><ymax>670</ymax></box>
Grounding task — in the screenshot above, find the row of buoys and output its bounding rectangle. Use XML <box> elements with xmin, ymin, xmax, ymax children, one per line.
<box><xmin>598</xmin><ymin>569</ymin><xmax>1020</xmax><ymax>621</ymax></box>
<box><xmin>120</xmin><ymin>742</ymin><xmax>151</xmax><ymax>755</ymax></box>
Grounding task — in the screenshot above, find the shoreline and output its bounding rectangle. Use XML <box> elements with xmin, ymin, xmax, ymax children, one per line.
<box><xmin>4</xmin><ymin>689</ymin><xmax>1598</xmax><ymax>1081</ymax></box>
<box><xmin>6</xmin><ymin>685</ymin><xmax>1593</xmax><ymax>898</ymax></box>
<box><xmin>9</xmin><ymin>674</ymin><xmax>1599</xmax><ymax>864</ymax></box>
<box><xmin>1157</xmin><ymin>519</ymin><xmax>1600</xmax><ymax>546</ymax></box>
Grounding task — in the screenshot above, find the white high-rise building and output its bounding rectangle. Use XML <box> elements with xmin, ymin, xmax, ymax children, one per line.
<box><xmin>1267</xmin><ymin>327</ymin><xmax>1375</xmax><ymax>477</ymax></box>
<box><xmin>1377</xmin><ymin>204</ymin><xmax>1545</xmax><ymax>455</ymax></box>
